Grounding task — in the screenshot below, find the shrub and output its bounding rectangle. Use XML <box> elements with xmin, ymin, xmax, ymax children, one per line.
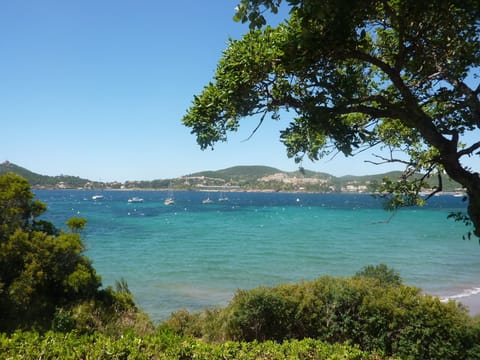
<box><xmin>0</xmin><ymin>330</ymin><xmax>390</xmax><ymax>359</ymax></box>
<box><xmin>67</xmin><ymin>286</ymin><xmax>154</xmax><ymax>336</ymax></box>
<box><xmin>223</xmin><ymin>287</ymin><xmax>297</xmax><ymax>341</ymax></box>
<box><xmin>163</xmin><ymin>308</ymin><xmax>204</xmax><ymax>338</ymax></box>
<box><xmin>165</xmin><ymin>267</ymin><xmax>479</xmax><ymax>359</ymax></box>
<box><xmin>354</xmin><ymin>263</ymin><xmax>403</xmax><ymax>286</ymax></box>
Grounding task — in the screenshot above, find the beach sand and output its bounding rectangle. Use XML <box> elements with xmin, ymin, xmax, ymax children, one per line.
<box><xmin>460</xmin><ymin>293</ymin><xmax>480</xmax><ymax>317</ymax></box>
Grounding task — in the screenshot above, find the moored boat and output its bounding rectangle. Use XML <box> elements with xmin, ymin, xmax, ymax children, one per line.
<box><xmin>164</xmin><ymin>197</ymin><xmax>175</xmax><ymax>205</ymax></box>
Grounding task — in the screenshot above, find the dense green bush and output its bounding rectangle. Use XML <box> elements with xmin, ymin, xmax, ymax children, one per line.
<box><xmin>166</xmin><ymin>270</ymin><xmax>480</xmax><ymax>360</ymax></box>
<box><xmin>0</xmin><ymin>173</ymin><xmax>150</xmax><ymax>334</ymax></box>
<box><xmin>354</xmin><ymin>264</ymin><xmax>403</xmax><ymax>286</ymax></box>
<box><xmin>224</xmin><ymin>286</ymin><xmax>297</xmax><ymax>342</ymax></box>
<box><xmin>0</xmin><ymin>330</ymin><xmax>391</xmax><ymax>359</ymax></box>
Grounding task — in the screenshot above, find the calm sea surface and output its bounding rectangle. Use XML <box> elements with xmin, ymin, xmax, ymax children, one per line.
<box><xmin>36</xmin><ymin>190</ymin><xmax>480</xmax><ymax>322</ymax></box>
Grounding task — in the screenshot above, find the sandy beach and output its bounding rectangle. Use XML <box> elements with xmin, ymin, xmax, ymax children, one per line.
<box><xmin>461</xmin><ymin>293</ymin><xmax>480</xmax><ymax>317</ymax></box>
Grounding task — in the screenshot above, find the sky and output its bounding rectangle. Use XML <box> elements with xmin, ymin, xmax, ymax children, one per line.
<box><xmin>1</xmin><ymin>1</ymin><xmax>478</xmax><ymax>182</ymax></box>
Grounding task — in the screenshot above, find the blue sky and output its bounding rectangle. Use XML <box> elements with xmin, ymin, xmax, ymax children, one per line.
<box><xmin>1</xmin><ymin>1</ymin><xmax>478</xmax><ymax>182</ymax></box>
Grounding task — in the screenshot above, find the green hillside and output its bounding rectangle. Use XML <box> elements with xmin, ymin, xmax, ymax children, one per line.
<box><xmin>0</xmin><ymin>161</ymin><xmax>96</xmax><ymax>189</ymax></box>
<box><xmin>190</xmin><ymin>165</ymin><xmax>280</xmax><ymax>180</ymax></box>
<box><xmin>338</xmin><ymin>171</ymin><xmax>405</xmax><ymax>182</ymax></box>
<box><xmin>0</xmin><ymin>161</ymin><xmax>462</xmax><ymax>192</ymax></box>
<box><xmin>0</xmin><ymin>162</ymin><xmax>44</xmax><ymax>182</ymax></box>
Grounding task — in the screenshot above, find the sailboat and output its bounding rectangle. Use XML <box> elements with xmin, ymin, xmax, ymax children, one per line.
<box><xmin>164</xmin><ymin>197</ymin><xmax>175</xmax><ymax>205</ymax></box>
<box><xmin>218</xmin><ymin>193</ymin><xmax>229</xmax><ymax>202</ymax></box>
<box><xmin>202</xmin><ymin>196</ymin><xmax>213</xmax><ymax>204</ymax></box>
<box><xmin>164</xmin><ymin>182</ymin><xmax>175</xmax><ymax>205</ymax></box>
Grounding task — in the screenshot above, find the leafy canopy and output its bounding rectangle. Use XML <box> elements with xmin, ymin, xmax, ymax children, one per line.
<box><xmin>0</xmin><ymin>173</ymin><xmax>103</xmax><ymax>331</ymax></box>
<box><xmin>0</xmin><ymin>173</ymin><xmax>147</xmax><ymax>334</ymax></box>
<box><xmin>183</xmin><ymin>0</ymin><xmax>480</xmax><ymax>237</ymax></box>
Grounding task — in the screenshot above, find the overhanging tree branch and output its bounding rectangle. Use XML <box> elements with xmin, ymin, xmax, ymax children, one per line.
<box><xmin>183</xmin><ymin>0</ymin><xmax>480</xmax><ymax>237</ymax></box>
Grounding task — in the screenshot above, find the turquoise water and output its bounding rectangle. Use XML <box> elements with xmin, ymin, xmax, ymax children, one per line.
<box><xmin>36</xmin><ymin>190</ymin><xmax>480</xmax><ymax>322</ymax></box>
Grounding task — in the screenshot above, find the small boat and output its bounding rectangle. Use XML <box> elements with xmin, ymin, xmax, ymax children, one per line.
<box><xmin>128</xmin><ymin>197</ymin><xmax>144</xmax><ymax>203</ymax></box>
<box><xmin>202</xmin><ymin>197</ymin><xmax>213</xmax><ymax>204</ymax></box>
<box><xmin>92</xmin><ymin>195</ymin><xmax>104</xmax><ymax>200</ymax></box>
<box><xmin>164</xmin><ymin>197</ymin><xmax>175</xmax><ymax>205</ymax></box>
<box><xmin>218</xmin><ymin>195</ymin><xmax>229</xmax><ymax>202</ymax></box>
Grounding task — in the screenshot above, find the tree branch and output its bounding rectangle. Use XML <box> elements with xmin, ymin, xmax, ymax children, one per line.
<box><xmin>458</xmin><ymin>141</ymin><xmax>480</xmax><ymax>158</ymax></box>
<box><xmin>364</xmin><ymin>153</ymin><xmax>412</xmax><ymax>166</ymax></box>
<box><xmin>422</xmin><ymin>171</ymin><xmax>443</xmax><ymax>201</ymax></box>
<box><xmin>242</xmin><ymin>109</ymin><xmax>268</xmax><ymax>142</ymax></box>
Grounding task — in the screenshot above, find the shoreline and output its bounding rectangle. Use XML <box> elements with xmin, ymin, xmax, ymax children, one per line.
<box><xmin>32</xmin><ymin>187</ymin><xmax>466</xmax><ymax>196</ymax></box>
<box><xmin>437</xmin><ymin>288</ymin><xmax>480</xmax><ymax>317</ymax></box>
<box><xmin>459</xmin><ymin>294</ymin><xmax>480</xmax><ymax>316</ymax></box>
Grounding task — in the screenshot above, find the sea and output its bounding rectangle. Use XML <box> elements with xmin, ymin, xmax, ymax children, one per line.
<box><xmin>35</xmin><ymin>189</ymin><xmax>480</xmax><ymax>323</ymax></box>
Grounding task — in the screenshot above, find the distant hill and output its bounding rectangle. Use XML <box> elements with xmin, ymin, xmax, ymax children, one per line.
<box><xmin>189</xmin><ymin>165</ymin><xmax>346</xmax><ymax>182</ymax></box>
<box><xmin>0</xmin><ymin>161</ymin><xmax>462</xmax><ymax>193</ymax></box>
<box><xmin>338</xmin><ymin>171</ymin><xmax>405</xmax><ymax>182</ymax></box>
<box><xmin>0</xmin><ymin>161</ymin><xmax>98</xmax><ymax>189</ymax></box>
<box><xmin>0</xmin><ymin>161</ymin><xmax>42</xmax><ymax>181</ymax></box>
<box><xmin>189</xmin><ymin>165</ymin><xmax>280</xmax><ymax>181</ymax></box>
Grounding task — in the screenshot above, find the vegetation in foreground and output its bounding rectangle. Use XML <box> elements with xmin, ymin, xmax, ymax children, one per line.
<box><xmin>1</xmin><ymin>173</ymin><xmax>479</xmax><ymax>359</ymax></box>
<box><xmin>1</xmin><ymin>331</ymin><xmax>386</xmax><ymax>360</ymax></box>
<box><xmin>164</xmin><ymin>264</ymin><xmax>480</xmax><ymax>359</ymax></box>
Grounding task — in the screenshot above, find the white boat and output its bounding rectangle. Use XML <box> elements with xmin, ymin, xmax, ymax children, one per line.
<box><xmin>164</xmin><ymin>182</ymin><xmax>175</xmax><ymax>205</ymax></box>
<box><xmin>128</xmin><ymin>197</ymin><xmax>144</xmax><ymax>203</ymax></box>
<box><xmin>218</xmin><ymin>195</ymin><xmax>229</xmax><ymax>202</ymax></box>
<box><xmin>92</xmin><ymin>195</ymin><xmax>104</xmax><ymax>200</ymax></box>
<box><xmin>164</xmin><ymin>197</ymin><xmax>175</xmax><ymax>205</ymax></box>
<box><xmin>202</xmin><ymin>197</ymin><xmax>213</xmax><ymax>204</ymax></box>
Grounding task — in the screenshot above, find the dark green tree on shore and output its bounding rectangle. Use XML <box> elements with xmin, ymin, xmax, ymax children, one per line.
<box><xmin>0</xmin><ymin>173</ymin><xmax>101</xmax><ymax>330</ymax></box>
<box><xmin>183</xmin><ymin>0</ymin><xmax>480</xmax><ymax>237</ymax></box>
<box><xmin>0</xmin><ymin>173</ymin><xmax>144</xmax><ymax>333</ymax></box>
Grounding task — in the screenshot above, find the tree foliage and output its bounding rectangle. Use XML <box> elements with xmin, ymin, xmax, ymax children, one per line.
<box><xmin>0</xmin><ymin>173</ymin><xmax>145</xmax><ymax>333</ymax></box>
<box><xmin>354</xmin><ymin>263</ymin><xmax>403</xmax><ymax>286</ymax></box>
<box><xmin>183</xmin><ymin>0</ymin><xmax>480</xmax><ymax>237</ymax></box>
<box><xmin>0</xmin><ymin>173</ymin><xmax>49</xmax><ymax>241</ymax></box>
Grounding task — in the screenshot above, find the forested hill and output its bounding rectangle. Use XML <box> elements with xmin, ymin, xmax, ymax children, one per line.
<box><xmin>189</xmin><ymin>165</ymin><xmax>282</xmax><ymax>182</ymax></box>
<box><xmin>0</xmin><ymin>161</ymin><xmax>461</xmax><ymax>192</ymax></box>
<box><xmin>190</xmin><ymin>165</ymin><xmax>333</xmax><ymax>180</ymax></box>
<box><xmin>0</xmin><ymin>161</ymin><xmax>96</xmax><ymax>189</ymax></box>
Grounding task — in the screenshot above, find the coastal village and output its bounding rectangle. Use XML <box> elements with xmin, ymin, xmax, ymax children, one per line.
<box><xmin>45</xmin><ymin>173</ymin><xmax>369</xmax><ymax>193</ymax></box>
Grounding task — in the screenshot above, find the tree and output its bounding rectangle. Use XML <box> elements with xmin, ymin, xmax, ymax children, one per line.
<box><xmin>66</xmin><ymin>217</ymin><xmax>87</xmax><ymax>233</ymax></box>
<box><xmin>0</xmin><ymin>173</ymin><xmax>150</xmax><ymax>333</ymax></box>
<box><xmin>182</xmin><ymin>0</ymin><xmax>480</xmax><ymax>237</ymax></box>
<box><xmin>0</xmin><ymin>172</ymin><xmax>48</xmax><ymax>241</ymax></box>
<box><xmin>0</xmin><ymin>173</ymin><xmax>102</xmax><ymax>330</ymax></box>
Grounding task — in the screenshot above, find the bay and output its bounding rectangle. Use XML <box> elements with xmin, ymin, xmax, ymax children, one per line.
<box><xmin>36</xmin><ymin>190</ymin><xmax>480</xmax><ymax>322</ymax></box>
